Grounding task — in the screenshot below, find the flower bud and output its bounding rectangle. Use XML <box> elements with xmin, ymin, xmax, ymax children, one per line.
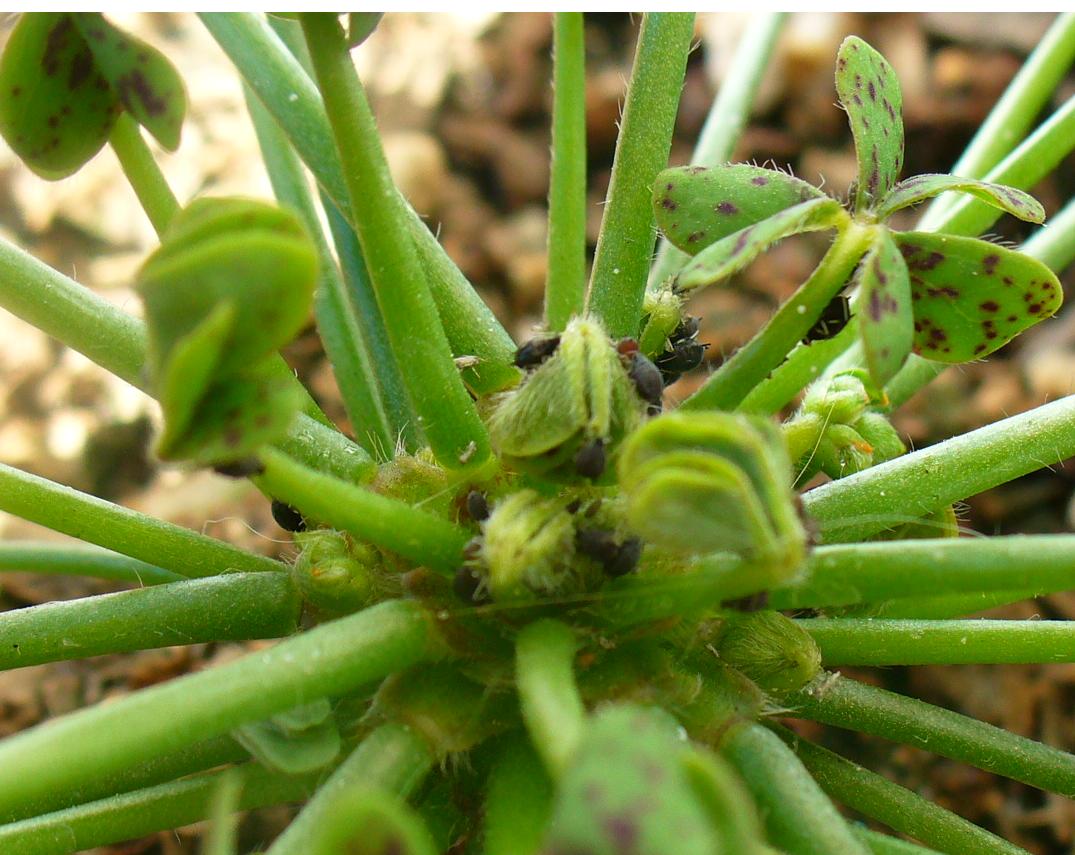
<box><xmin>715</xmin><ymin>612</ymin><xmax>821</xmax><ymax>695</ymax></box>
<box><xmin>291</xmin><ymin>529</ymin><xmax>375</xmax><ymax>614</ymax></box>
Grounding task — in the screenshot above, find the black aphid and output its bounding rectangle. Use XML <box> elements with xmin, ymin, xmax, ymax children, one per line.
<box><xmin>803</xmin><ymin>294</ymin><xmax>851</xmax><ymax>343</ymax></box>
<box><xmin>212</xmin><ymin>457</ymin><xmax>265</xmax><ymax>479</ymax></box>
<box><xmin>627</xmin><ymin>352</ymin><xmax>664</xmax><ymax>413</ymax></box>
<box><xmin>574</xmin><ymin>437</ymin><xmax>606</xmax><ymax>479</ymax></box>
<box><xmin>605</xmin><ymin>536</ymin><xmax>642</xmax><ymax>578</ymax></box>
<box><xmin>655</xmin><ymin>316</ymin><xmax>709</xmax><ymax>384</ymax></box>
<box><xmin>577</xmin><ymin>529</ymin><xmax>642</xmax><ymax>578</ymax></box>
<box><xmin>270</xmin><ymin>499</ymin><xmax>306</xmax><ymax>533</ymax></box>
<box><xmin>465</xmin><ymin>490</ymin><xmax>490</xmax><ymax>522</ymax></box>
<box><xmin>514</xmin><ymin>335</ymin><xmax>561</xmax><ymax>369</ymax></box>
<box><xmin>453</xmin><ymin>566</ymin><xmax>490</xmax><ymax>604</ymax></box>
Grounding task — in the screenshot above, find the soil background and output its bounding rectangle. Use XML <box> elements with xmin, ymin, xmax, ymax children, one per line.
<box><xmin>0</xmin><ymin>12</ymin><xmax>1074</xmax><ymax>853</ymax></box>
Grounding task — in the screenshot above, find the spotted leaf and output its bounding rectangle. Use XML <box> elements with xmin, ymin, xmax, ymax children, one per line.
<box><xmin>0</xmin><ymin>13</ymin><xmax>120</xmax><ymax>179</ymax></box>
<box><xmin>653</xmin><ymin>164</ymin><xmax>827</xmax><ymax>256</ymax></box>
<box><xmin>72</xmin><ymin>13</ymin><xmax>186</xmax><ymax>150</ymax></box>
<box><xmin>856</xmin><ymin>228</ymin><xmax>913</xmax><ymax>386</ymax></box>
<box><xmin>895</xmin><ymin>231</ymin><xmax>1063</xmax><ymax>362</ymax></box>
<box><xmin>676</xmin><ymin>198</ymin><xmax>846</xmax><ymax>292</ymax></box>
<box><xmin>835</xmin><ymin>36</ymin><xmax>903</xmax><ymax>212</ymax></box>
<box><xmin>875</xmin><ymin>174</ymin><xmax>1045</xmax><ymax>224</ymax></box>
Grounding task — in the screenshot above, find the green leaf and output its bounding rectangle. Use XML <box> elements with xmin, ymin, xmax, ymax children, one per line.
<box><xmin>835</xmin><ymin>36</ymin><xmax>904</xmax><ymax>212</ymax></box>
<box><xmin>856</xmin><ymin>228</ymin><xmax>913</xmax><ymax>386</ymax></box>
<box><xmin>159</xmin><ymin>362</ymin><xmax>306</xmax><ymax>464</ymax></box>
<box><xmin>348</xmin><ymin>13</ymin><xmax>384</xmax><ymax>48</ymax></box>
<box><xmin>139</xmin><ymin>199</ymin><xmax>318</xmax><ymax>378</ymax></box>
<box><xmin>311</xmin><ymin>787</ymin><xmax>438</xmax><ymax>855</ymax></box>
<box><xmin>875</xmin><ymin>174</ymin><xmax>1045</xmax><ymax>224</ymax></box>
<box><xmin>894</xmin><ymin>231</ymin><xmax>1063</xmax><ymax>362</ymax></box>
<box><xmin>72</xmin><ymin>13</ymin><xmax>186</xmax><ymax>150</ymax></box>
<box><xmin>653</xmin><ymin>164</ymin><xmax>826</xmax><ymax>256</ymax></box>
<box><xmin>675</xmin><ymin>198</ymin><xmax>846</xmax><ymax>291</ymax></box>
<box><xmin>233</xmin><ymin>700</ymin><xmax>341</xmax><ymax>775</ymax></box>
<box><xmin>0</xmin><ymin>13</ymin><xmax>120</xmax><ymax>179</ymax></box>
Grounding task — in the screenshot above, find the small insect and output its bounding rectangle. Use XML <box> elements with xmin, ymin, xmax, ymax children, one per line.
<box><xmin>514</xmin><ymin>335</ymin><xmax>561</xmax><ymax>369</ymax></box>
<box><xmin>654</xmin><ymin>316</ymin><xmax>709</xmax><ymax>385</ymax></box>
<box><xmin>574</xmin><ymin>437</ymin><xmax>606</xmax><ymax>480</ymax></box>
<box><xmin>453</xmin><ymin>566</ymin><xmax>490</xmax><ymax>604</ymax></box>
<box><xmin>576</xmin><ymin>528</ymin><xmax>642</xmax><ymax>578</ymax></box>
<box><xmin>270</xmin><ymin>499</ymin><xmax>306</xmax><ymax>533</ymax></box>
<box><xmin>212</xmin><ymin>457</ymin><xmax>265</xmax><ymax>479</ymax></box>
<box><xmin>803</xmin><ymin>294</ymin><xmax>851</xmax><ymax>343</ymax></box>
<box><xmin>618</xmin><ymin>338</ymin><xmax>664</xmax><ymax>413</ymax></box>
<box><xmin>465</xmin><ymin>490</ymin><xmax>490</xmax><ymax>522</ymax></box>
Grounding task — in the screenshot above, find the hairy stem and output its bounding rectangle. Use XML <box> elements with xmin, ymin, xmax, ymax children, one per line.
<box><xmin>266</xmin><ymin>723</ymin><xmax>434</xmax><ymax>855</ymax></box>
<box><xmin>789</xmin><ymin>672</ymin><xmax>1075</xmax><ymax>797</ymax></box>
<box><xmin>515</xmin><ymin>619</ymin><xmax>586</xmax><ymax>779</ymax></box>
<box><xmin>800</xmin><ymin>618</ymin><xmax>1075</xmax><ymax>665</ymax></box>
<box><xmin>586</xmin><ymin>13</ymin><xmax>696</xmax><ymax>338</ymax></box>
<box><xmin>0</xmin><ymin>573</ymin><xmax>300</xmax><ymax>671</ymax></box>
<box><xmin>0</xmin><ymin>462</ymin><xmax>283</xmax><ymax>578</ymax></box>
<box><xmin>777</xmin><ymin>727</ymin><xmax>1028</xmax><ymax>855</ymax></box>
<box><xmin>682</xmin><ymin>221</ymin><xmax>873</xmax><ymax>412</ymax></box>
<box><xmin>483</xmin><ymin>732</ymin><xmax>555</xmax><ymax>855</ymax></box>
<box><xmin>769</xmin><ymin>535</ymin><xmax>1075</xmax><ymax>610</ymax></box>
<box><xmin>720</xmin><ymin>720</ymin><xmax>870</xmax><ymax>855</ymax></box>
<box><xmin>108</xmin><ymin>113</ymin><xmax>180</xmax><ymax>237</ymax></box>
<box><xmin>545</xmin><ymin>12</ymin><xmax>588</xmax><ymax>332</ymax></box>
<box><xmin>801</xmin><ymin>395</ymin><xmax>1075</xmax><ymax>542</ymax></box>
<box><xmin>301</xmin><ymin>12</ymin><xmax>490</xmax><ymax>468</ymax></box>
<box><xmin>0</xmin><ymin>599</ymin><xmax>439</xmax><ymax>821</ymax></box>
<box><xmin>258</xmin><ymin>447</ymin><xmax>468</xmax><ymax>574</ymax></box>
<box><xmin>649</xmin><ymin>13</ymin><xmax>787</xmax><ymax>287</ymax></box>
<box><xmin>0</xmin><ymin>542</ymin><xmax>180</xmax><ymax>586</ymax></box>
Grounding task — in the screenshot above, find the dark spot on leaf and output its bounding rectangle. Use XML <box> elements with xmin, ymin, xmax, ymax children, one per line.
<box><xmin>686</xmin><ymin>231</ymin><xmax>705</xmax><ymax>243</ymax></box>
<box><xmin>751</xmin><ymin>175</ymin><xmax>769</xmax><ymax>186</ymax></box>
<box><xmin>927</xmin><ymin>286</ymin><xmax>959</xmax><ymax>299</ymax></box>
<box><xmin>868</xmin><ymin>80</ymin><xmax>876</xmax><ymax>101</ymax></box>
<box><xmin>733</xmin><ymin>227</ymin><xmax>754</xmax><ymax>255</ymax></box>
<box><xmin>985</xmin><ymin>329</ymin><xmax>998</xmax><ymax>339</ymax></box>
<box><xmin>9</xmin><ymin>86</ymin><xmax>20</xmax><ymax>98</ymax></box>
<box><xmin>980</xmin><ymin>300</ymin><xmax>999</xmax><ymax>312</ymax></box>
<box><xmin>982</xmin><ymin>254</ymin><xmax>1000</xmax><ymax>274</ymax></box>
<box><xmin>115</xmin><ymin>69</ymin><xmax>168</xmax><ymax>117</ymax></box>
<box><xmin>603</xmin><ymin>815</ymin><xmax>639</xmax><ymax>849</ymax></box>
<box><xmin>67</xmin><ymin>46</ymin><xmax>95</xmax><ymax>90</ymax></box>
<box><xmin>47</xmin><ymin>115</ymin><xmax>59</xmax><ymax>129</ymax></box>
<box><xmin>974</xmin><ymin>343</ymin><xmax>987</xmax><ymax>355</ymax></box>
<box><xmin>837</xmin><ymin>57</ymin><xmax>847</xmax><ymax>70</ymax></box>
<box><xmin>716</xmin><ymin>201</ymin><xmax>739</xmax><ymax>215</ymax></box>
<box><xmin>42</xmin><ymin>16</ymin><xmax>75</xmax><ymax>77</ymax></box>
<box><xmin>1028</xmin><ymin>303</ymin><xmax>1043</xmax><ymax>314</ymax></box>
<box><xmin>914</xmin><ymin>321</ymin><xmax>923</xmax><ymax>332</ymax></box>
<box><xmin>1006</xmin><ymin>314</ymin><xmax>1018</xmax><ymax>322</ymax></box>
<box><xmin>660</xmin><ymin>197</ymin><xmax>677</xmax><ymax>210</ymax></box>
<box><xmin>930</xmin><ymin>328</ymin><xmax>947</xmax><ymax>342</ymax></box>
<box><xmin>853</xmin><ymin>93</ymin><xmax>863</xmax><ymax>107</ymax></box>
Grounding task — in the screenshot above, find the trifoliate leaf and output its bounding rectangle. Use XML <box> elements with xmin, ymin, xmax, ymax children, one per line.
<box><xmin>875</xmin><ymin>174</ymin><xmax>1045</xmax><ymax>224</ymax></box>
<box><xmin>835</xmin><ymin>36</ymin><xmax>904</xmax><ymax>212</ymax></box>
<box><xmin>675</xmin><ymin>198</ymin><xmax>846</xmax><ymax>292</ymax></box>
<box><xmin>233</xmin><ymin>701</ymin><xmax>340</xmax><ymax>775</ymax></box>
<box><xmin>894</xmin><ymin>231</ymin><xmax>1063</xmax><ymax>362</ymax></box>
<box><xmin>0</xmin><ymin>13</ymin><xmax>119</xmax><ymax>179</ymax></box>
<box><xmin>856</xmin><ymin>227</ymin><xmax>913</xmax><ymax>386</ymax></box>
<box><xmin>653</xmin><ymin>164</ymin><xmax>827</xmax><ymax>256</ymax></box>
<box><xmin>72</xmin><ymin>13</ymin><xmax>186</xmax><ymax>150</ymax></box>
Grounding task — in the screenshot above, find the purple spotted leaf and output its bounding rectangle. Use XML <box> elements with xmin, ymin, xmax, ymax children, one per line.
<box><xmin>653</xmin><ymin>164</ymin><xmax>827</xmax><ymax>256</ymax></box>
<box><xmin>72</xmin><ymin>13</ymin><xmax>186</xmax><ymax>150</ymax></box>
<box><xmin>856</xmin><ymin>228</ymin><xmax>913</xmax><ymax>386</ymax></box>
<box><xmin>675</xmin><ymin>198</ymin><xmax>846</xmax><ymax>291</ymax></box>
<box><xmin>895</xmin><ymin>231</ymin><xmax>1063</xmax><ymax>362</ymax></box>
<box><xmin>875</xmin><ymin>174</ymin><xmax>1045</xmax><ymax>224</ymax></box>
<box><xmin>835</xmin><ymin>36</ymin><xmax>903</xmax><ymax>212</ymax></box>
<box><xmin>0</xmin><ymin>13</ymin><xmax>120</xmax><ymax>179</ymax></box>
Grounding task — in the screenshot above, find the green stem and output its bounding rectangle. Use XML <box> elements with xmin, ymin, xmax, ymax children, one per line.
<box><xmin>922</xmin><ymin>94</ymin><xmax>1075</xmax><ymax>239</ymax></box>
<box><xmin>719</xmin><ymin>720</ymin><xmax>870</xmax><ymax>855</ymax></box>
<box><xmin>0</xmin><ymin>573</ymin><xmax>299</xmax><ymax>671</ymax></box>
<box><xmin>258</xmin><ymin>447</ymin><xmax>468</xmax><ymax>574</ymax></box>
<box><xmin>244</xmin><ymin>86</ymin><xmax>395</xmax><ymax>458</ymax></box>
<box><xmin>648</xmin><ymin>12</ymin><xmax>787</xmax><ymax>287</ymax></box>
<box><xmin>0</xmin><ymin>599</ymin><xmax>439</xmax><ymax>821</ymax></box>
<box><xmin>201</xmin><ymin>12</ymin><xmax>519</xmax><ymax>397</ymax></box>
<box><xmin>800</xmin><ymin>618</ymin><xmax>1075</xmax><ymax>666</ymax></box>
<box><xmin>545</xmin><ymin>12</ymin><xmax>588</xmax><ymax>332</ymax></box>
<box><xmin>108</xmin><ymin>113</ymin><xmax>180</xmax><ymax>237</ymax></box>
<box><xmin>855</xmin><ymin>829</ymin><xmax>943</xmax><ymax>855</ymax></box>
<box><xmin>300</xmin><ymin>13</ymin><xmax>490</xmax><ymax>468</ymax></box>
<box><xmin>682</xmin><ymin>222</ymin><xmax>873</xmax><ymax>412</ymax></box>
<box><xmin>778</xmin><ymin>728</ymin><xmax>1028</xmax><ymax>855</ymax></box>
<box><xmin>515</xmin><ymin>619</ymin><xmax>586</xmax><ymax>779</ymax></box>
<box><xmin>0</xmin><ymin>761</ymin><xmax>319</xmax><ymax>855</ymax></box>
<box><xmin>202</xmin><ymin>770</ymin><xmax>242</xmax><ymax>855</ymax></box>
<box><xmin>1019</xmin><ymin>193</ymin><xmax>1075</xmax><ymax>273</ymax></box>
<box><xmin>0</xmin><ymin>542</ymin><xmax>180</xmax><ymax>586</ymax></box>
<box><xmin>789</xmin><ymin>672</ymin><xmax>1075</xmax><ymax>796</ymax></box>
<box><xmin>483</xmin><ymin>732</ymin><xmax>555</xmax><ymax>855</ymax></box>
<box><xmin>801</xmin><ymin>394</ymin><xmax>1075</xmax><ymax>542</ymax></box>
<box><xmin>0</xmin><ymin>462</ymin><xmax>283</xmax><ymax>578</ymax></box>
<box><xmin>769</xmin><ymin>535</ymin><xmax>1075</xmax><ymax>610</ymax></box>
<box><xmin>266</xmin><ymin>723</ymin><xmax>434</xmax><ymax>855</ymax></box>
<box><xmin>845</xmin><ymin>588</ymin><xmax>1044</xmax><ymax>620</ymax></box>
<box><xmin>586</xmin><ymin>12</ymin><xmax>696</xmax><ymax>338</ymax></box>
<box><xmin>918</xmin><ymin>11</ymin><xmax>1075</xmax><ymax>230</ymax></box>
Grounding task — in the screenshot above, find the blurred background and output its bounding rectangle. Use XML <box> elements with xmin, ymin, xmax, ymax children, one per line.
<box><xmin>0</xmin><ymin>12</ymin><xmax>1073</xmax><ymax>853</ymax></box>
